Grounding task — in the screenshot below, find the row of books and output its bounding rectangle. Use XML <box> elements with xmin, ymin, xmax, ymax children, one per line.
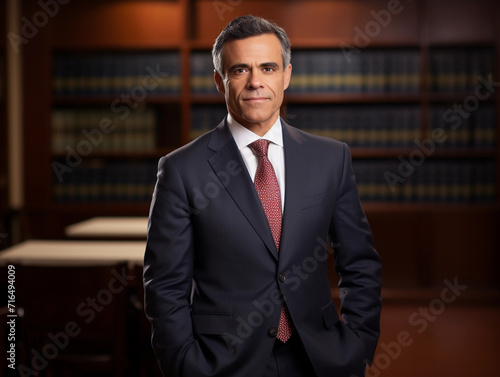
<box><xmin>289</xmin><ymin>49</ymin><xmax>421</xmax><ymax>94</ymax></box>
<box><xmin>286</xmin><ymin>104</ymin><xmax>421</xmax><ymax>148</ymax></box>
<box><xmin>428</xmin><ymin>105</ymin><xmax>496</xmax><ymax>148</ymax></box>
<box><xmin>52</xmin><ymin>52</ymin><xmax>181</xmax><ymax>97</ymax></box>
<box><xmin>429</xmin><ymin>48</ymin><xmax>495</xmax><ymax>93</ymax></box>
<box><xmin>51</xmin><ymin>107</ymin><xmax>157</xmax><ymax>153</ymax></box>
<box><xmin>190</xmin><ymin>52</ymin><xmax>219</xmax><ymax>94</ymax></box>
<box><xmin>53</xmin><ymin>160</ymin><xmax>157</xmax><ymax>202</ymax></box>
<box><xmin>353</xmin><ymin>159</ymin><xmax>496</xmax><ymax>202</ymax></box>
<box><xmin>52</xmin><ymin>158</ymin><xmax>495</xmax><ymax>203</ymax></box>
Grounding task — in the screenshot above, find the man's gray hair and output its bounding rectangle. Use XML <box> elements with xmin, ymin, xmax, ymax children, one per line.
<box><xmin>212</xmin><ymin>15</ymin><xmax>292</xmax><ymax>76</ymax></box>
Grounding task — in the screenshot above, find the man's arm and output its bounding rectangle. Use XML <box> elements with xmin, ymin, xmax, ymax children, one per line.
<box><xmin>329</xmin><ymin>143</ymin><xmax>382</xmax><ymax>364</ymax></box>
<box><xmin>143</xmin><ymin>155</ymin><xmax>196</xmax><ymax>375</ymax></box>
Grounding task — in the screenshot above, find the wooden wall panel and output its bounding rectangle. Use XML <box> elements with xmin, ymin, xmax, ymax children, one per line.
<box><xmin>426</xmin><ymin>0</ymin><xmax>497</xmax><ymax>44</ymax></box>
<box><xmin>192</xmin><ymin>0</ymin><xmax>420</xmax><ymax>46</ymax></box>
<box><xmin>22</xmin><ymin>0</ymin><xmax>53</xmax><ymax>208</ymax></box>
<box><xmin>429</xmin><ymin>209</ymin><xmax>500</xmax><ymax>289</ymax></box>
<box><xmin>52</xmin><ymin>0</ymin><xmax>185</xmax><ymax>49</ymax></box>
<box><xmin>367</xmin><ymin>210</ymin><xmax>425</xmax><ymax>288</ymax></box>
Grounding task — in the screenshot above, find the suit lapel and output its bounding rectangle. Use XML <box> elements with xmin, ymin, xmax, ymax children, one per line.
<box><xmin>207</xmin><ymin>121</ymin><xmax>278</xmax><ymax>260</ymax></box>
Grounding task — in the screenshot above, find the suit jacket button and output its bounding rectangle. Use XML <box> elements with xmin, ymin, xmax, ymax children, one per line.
<box><xmin>278</xmin><ymin>273</ymin><xmax>286</xmax><ymax>283</ymax></box>
<box><xmin>268</xmin><ymin>327</ymin><xmax>278</xmax><ymax>337</ymax></box>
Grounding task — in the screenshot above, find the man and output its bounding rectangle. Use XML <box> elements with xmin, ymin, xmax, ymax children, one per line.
<box><xmin>144</xmin><ymin>15</ymin><xmax>382</xmax><ymax>377</ymax></box>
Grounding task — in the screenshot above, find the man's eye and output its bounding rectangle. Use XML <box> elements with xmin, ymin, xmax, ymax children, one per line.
<box><xmin>234</xmin><ymin>68</ymin><xmax>247</xmax><ymax>74</ymax></box>
<box><xmin>263</xmin><ymin>67</ymin><xmax>276</xmax><ymax>72</ymax></box>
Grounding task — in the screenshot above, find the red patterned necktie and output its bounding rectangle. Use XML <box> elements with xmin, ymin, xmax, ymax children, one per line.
<box><xmin>249</xmin><ymin>139</ymin><xmax>293</xmax><ymax>343</ymax></box>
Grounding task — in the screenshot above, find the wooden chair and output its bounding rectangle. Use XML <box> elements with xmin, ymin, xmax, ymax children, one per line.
<box><xmin>16</xmin><ymin>262</ymin><xmax>130</xmax><ymax>376</ymax></box>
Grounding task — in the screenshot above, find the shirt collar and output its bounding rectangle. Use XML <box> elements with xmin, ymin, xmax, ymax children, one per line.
<box><xmin>227</xmin><ymin>114</ymin><xmax>284</xmax><ymax>150</ymax></box>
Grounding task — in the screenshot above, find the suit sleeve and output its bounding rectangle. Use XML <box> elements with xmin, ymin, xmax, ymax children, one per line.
<box><xmin>329</xmin><ymin>143</ymin><xmax>382</xmax><ymax>364</ymax></box>
<box><xmin>143</xmin><ymin>155</ymin><xmax>196</xmax><ymax>375</ymax></box>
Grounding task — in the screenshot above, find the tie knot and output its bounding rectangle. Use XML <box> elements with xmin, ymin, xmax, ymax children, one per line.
<box><xmin>249</xmin><ymin>139</ymin><xmax>270</xmax><ymax>159</ymax></box>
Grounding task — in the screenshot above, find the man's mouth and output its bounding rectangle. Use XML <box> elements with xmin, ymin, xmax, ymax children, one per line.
<box><xmin>243</xmin><ymin>97</ymin><xmax>269</xmax><ymax>102</ymax></box>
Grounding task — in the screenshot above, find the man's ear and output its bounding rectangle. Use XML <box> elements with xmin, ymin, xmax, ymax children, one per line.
<box><xmin>283</xmin><ymin>64</ymin><xmax>292</xmax><ymax>91</ymax></box>
<box><xmin>214</xmin><ymin>70</ymin><xmax>225</xmax><ymax>94</ymax></box>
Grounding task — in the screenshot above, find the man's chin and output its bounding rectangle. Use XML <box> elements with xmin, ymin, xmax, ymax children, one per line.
<box><xmin>240</xmin><ymin>111</ymin><xmax>276</xmax><ymax>124</ymax></box>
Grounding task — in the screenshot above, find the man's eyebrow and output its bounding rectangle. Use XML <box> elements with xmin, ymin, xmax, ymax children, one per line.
<box><xmin>260</xmin><ymin>62</ymin><xmax>280</xmax><ymax>69</ymax></box>
<box><xmin>228</xmin><ymin>63</ymin><xmax>250</xmax><ymax>71</ymax></box>
<box><xmin>228</xmin><ymin>62</ymin><xmax>281</xmax><ymax>71</ymax></box>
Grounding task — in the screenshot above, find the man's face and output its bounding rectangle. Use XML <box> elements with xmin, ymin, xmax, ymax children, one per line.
<box><xmin>214</xmin><ymin>34</ymin><xmax>292</xmax><ymax>136</ymax></box>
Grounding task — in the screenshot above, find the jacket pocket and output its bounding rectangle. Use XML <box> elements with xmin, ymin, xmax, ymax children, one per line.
<box><xmin>191</xmin><ymin>313</ymin><xmax>232</xmax><ymax>335</ymax></box>
<box><xmin>321</xmin><ymin>301</ymin><xmax>340</xmax><ymax>329</ymax></box>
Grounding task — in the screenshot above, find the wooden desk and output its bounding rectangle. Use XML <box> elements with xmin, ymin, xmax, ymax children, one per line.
<box><xmin>0</xmin><ymin>240</ymin><xmax>145</xmax><ymax>266</ymax></box>
<box><xmin>0</xmin><ymin>240</ymin><xmax>149</xmax><ymax>374</ymax></box>
<box><xmin>65</xmin><ymin>217</ymin><xmax>148</xmax><ymax>240</ymax></box>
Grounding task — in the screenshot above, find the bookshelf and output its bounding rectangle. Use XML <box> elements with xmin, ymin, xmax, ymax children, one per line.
<box><xmin>20</xmin><ymin>0</ymin><xmax>500</xmax><ymax>291</ymax></box>
<box><xmin>50</xmin><ymin>50</ymin><xmax>182</xmax><ymax>203</ymax></box>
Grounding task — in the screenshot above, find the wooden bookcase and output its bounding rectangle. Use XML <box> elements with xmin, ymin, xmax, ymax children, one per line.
<box><xmin>20</xmin><ymin>0</ymin><xmax>500</xmax><ymax>293</ymax></box>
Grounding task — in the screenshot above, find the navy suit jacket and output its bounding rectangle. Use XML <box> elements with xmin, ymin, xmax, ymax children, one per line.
<box><xmin>144</xmin><ymin>119</ymin><xmax>382</xmax><ymax>377</ymax></box>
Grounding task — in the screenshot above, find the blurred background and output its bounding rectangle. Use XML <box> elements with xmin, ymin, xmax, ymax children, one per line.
<box><xmin>0</xmin><ymin>0</ymin><xmax>499</xmax><ymax>376</ymax></box>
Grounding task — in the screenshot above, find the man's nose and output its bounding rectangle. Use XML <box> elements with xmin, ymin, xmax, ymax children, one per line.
<box><xmin>247</xmin><ymin>70</ymin><xmax>264</xmax><ymax>89</ymax></box>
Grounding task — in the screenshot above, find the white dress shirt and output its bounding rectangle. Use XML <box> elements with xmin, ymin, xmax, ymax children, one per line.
<box><xmin>226</xmin><ymin>114</ymin><xmax>285</xmax><ymax>211</ymax></box>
